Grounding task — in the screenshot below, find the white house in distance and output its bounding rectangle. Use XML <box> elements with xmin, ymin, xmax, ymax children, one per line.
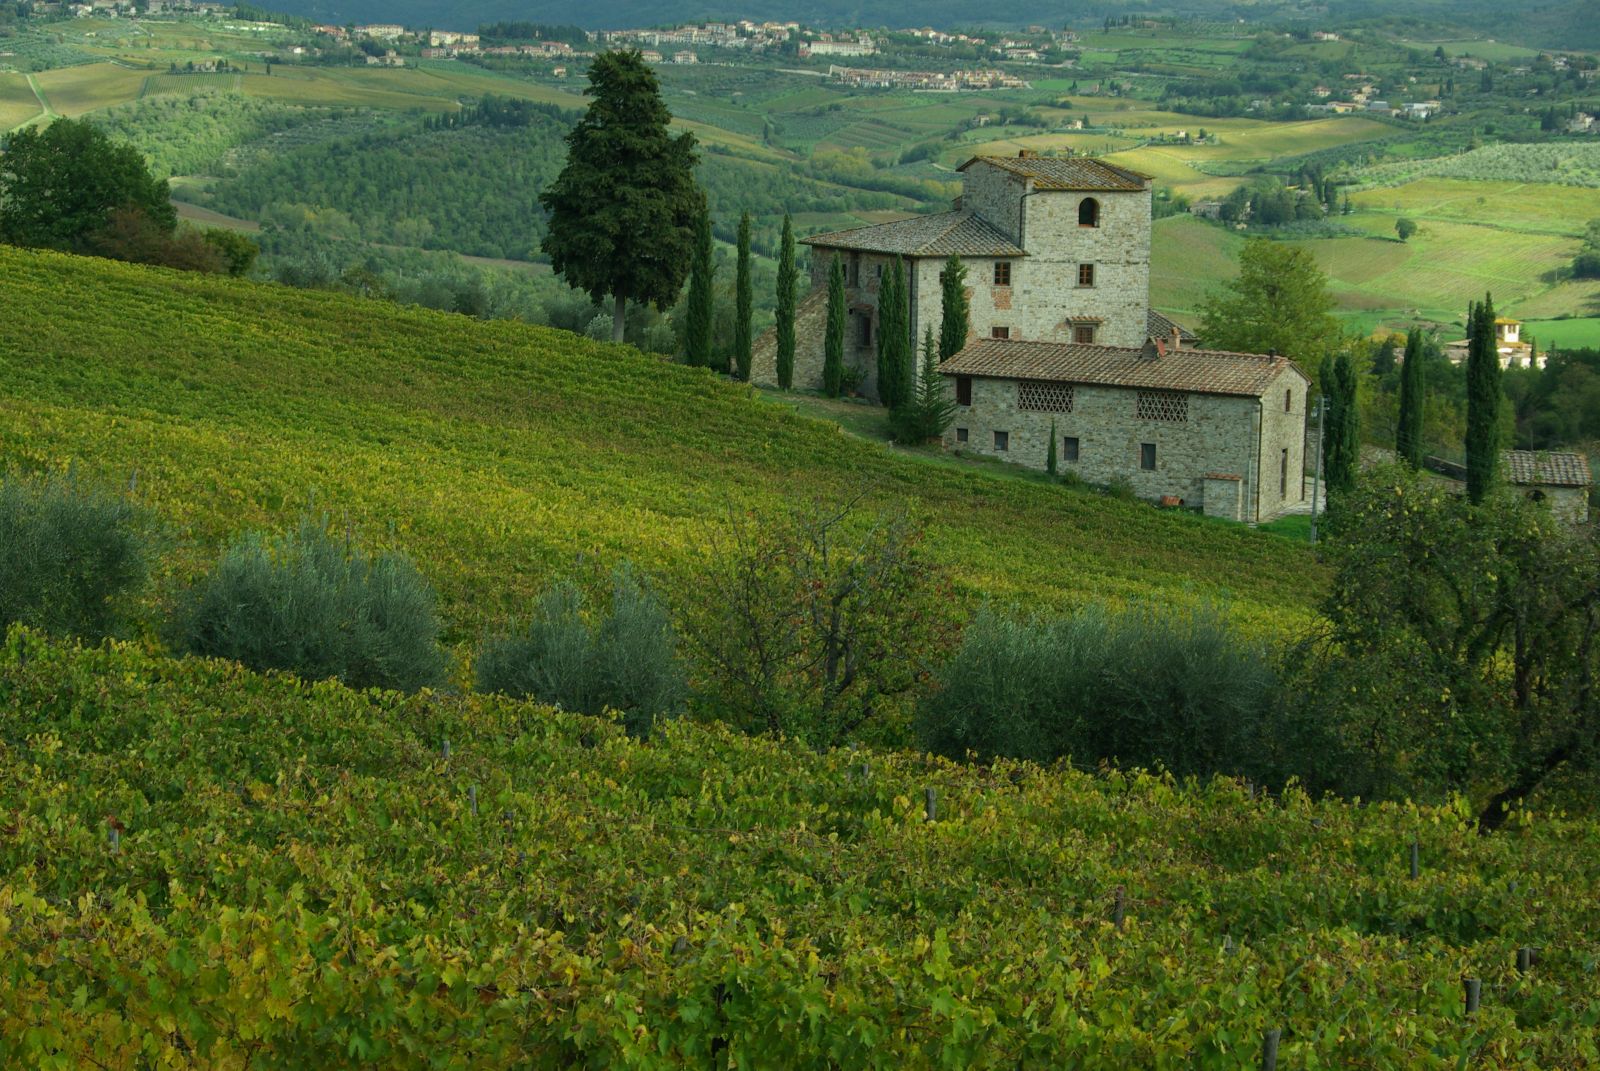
<box><xmin>751</xmin><ymin>151</ymin><xmax>1309</xmax><ymax>521</ymax></box>
<box><xmin>1444</xmin><ymin>317</ymin><xmax>1546</xmax><ymax>369</ymax></box>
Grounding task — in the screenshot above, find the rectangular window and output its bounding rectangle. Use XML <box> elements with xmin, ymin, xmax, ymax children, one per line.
<box><xmin>956</xmin><ymin>427</ymin><xmax>969</xmax><ymax>443</ymax></box>
<box><xmin>991</xmin><ymin>326</ymin><xmax>1010</xmax><ymax>340</ymax></box>
<box><xmin>857</xmin><ymin>314</ymin><xmax>872</xmax><ymax>347</ymax></box>
<box><xmin>1063</xmin><ymin>436</ymin><xmax>1080</xmax><ymax>462</ymax></box>
<box><xmin>875</xmin><ymin>264</ymin><xmax>883</xmax><ymax>281</ymax></box>
<box><xmin>1018</xmin><ymin>380</ymin><xmax>1074</xmax><ymax>413</ymax></box>
<box><xmin>955</xmin><ymin>375</ymin><xmax>972</xmax><ymax>406</ymax></box>
<box><xmin>849</xmin><ymin>253</ymin><xmax>861</xmax><ymax>286</ymax></box>
<box><xmin>994</xmin><ymin>430</ymin><xmax>1009</xmax><ymax>451</ymax></box>
<box><xmin>1285</xmin><ymin>388</ymin><xmax>1293</xmax><ymax>412</ymax></box>
<box><xmin>1140</xmin><ymin>442</ymin><xmax>1156</xmax><ymax>470</ymax></box>
<box><xmin>1280</xmin><ymin>448</ymin><xmax>1289</xmax><ymax>495</ymax></box>
<box><xmin>1073</xmin><ymin>323</ymin><xmax>1096</xmax><ymax>345</ymax></box>
<box><xmin>994</xmin><ymin>261</ymin><xmax>1012</xmax><ymax>286</ymax></box>
<box><xmin>1136</xmin><ymin>390</ymin><xmax>1189</xmax><ymax>422</ymax></box>
<box><xmin>1078</xmin><ymin>263</ymin><xmax>1096</xmax><ymax>287</ymax></box>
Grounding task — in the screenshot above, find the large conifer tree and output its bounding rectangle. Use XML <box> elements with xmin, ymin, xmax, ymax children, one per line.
<box><xmin>938</xmin><ymin>254</ymin><xmax>969</xmax><ymax>359</ymax></box>
<box><xmin>734</xmin><ymin>211</ymin><xmax>753</xmax><ymax>380</ymax></box>
<box><xmin>775</xmin><ymin>213</ymin><xmax>796</xmax><ymax>389</ymax></box>
<box><xmin>1395</xmin><ymin>329</ymin><xmax>1426</xmax><ymax>468</ymax></box>
<box><xmin>1465</xmin><ymin>295</ymin><xmax>1502</xmax><ymax>504</ymax></box>
<box><xmin>1322</xmin><ymin>350</ymin><xmax>1361</xmax><ymax>496</ymax></box>
<box><xmin>823</xmin><ymin>255</ymin><xmax>846</xmax><ymax>397</ymax></box>
<box><xmin>539</xmin><ymin>50</ymin><xmax>701</xmax><ymax>345</ymax></box>
<box><xmin>876</xmin><ymin>257</ymin><xmax>912</xmax><ymax>409</ymax></box>
<box><xmin>684</xmin><ymin>206</ymin><xmax>714</xmax><ymax>367</ymax></box>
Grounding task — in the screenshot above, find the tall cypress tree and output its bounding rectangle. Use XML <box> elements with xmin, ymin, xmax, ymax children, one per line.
<box><xmin>540</xmin><ymin>50</ymin><xmax>701</xmax><ymax>345</ymax></box>
<box><xmin>1395</xmin><ymin>329</ymin><xmax>1425</xmax><ymax>469</ymax></box>
<box><xmin>823</xmin><ymin>254</ymin><xmax>846</xmax><ymax>397</ymax></box>
<box><xmin>877</xmin><ymin>257</ymin><xmax>911</xmax><ymax>409</ymax></box>
<box><xmin>734</xmin><ymin>211</ymin><xmax>752</xmax><ymax>380</ymax></box>
<box><xmin>1047</xmin><ymin>418</ymin><xmax>1058</xmax><ymax>476</ymax></box>
<box><xmin>1323</xmin><ymin>350</ymin><xmax>1361</xmax><ymax>496</ymax></box>
<box><xmin>684</xmin><ymin>206</ymin><xmax>714</xmax><ymax>367</ymax></box>
<box><xmin>775</xmin><ymin>213</ymin><xmax>797</xmax><ymax>390</ymax></box>
<box><xmin>938</xmin><ymin>253</ymin><xmax>969</xmax><ymax>359</ymax></box>
<box><xmin>1465</xmin><ymin>294</ymin><xmax>1502</xmax><ymax>504</ymax></box>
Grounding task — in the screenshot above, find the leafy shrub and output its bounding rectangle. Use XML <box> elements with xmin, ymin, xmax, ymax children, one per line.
<box><xmin>917</xmin><ymin>602</ymin><xmax>1336</xmax><ymax>787</ymax></box>
<box><xmin>0</xmin><ymin>472</ymin><xmax>148</xmax><ymax>640</ymax></box>
<box><xmin>170</xmin><ymin>516</ymin><xmax>446</xmax><ymax>692</ymax></box>
<box><xmin>476</xmin><ymin>565</ymin><xmax>684</xmax><ymax>736</ymax></box>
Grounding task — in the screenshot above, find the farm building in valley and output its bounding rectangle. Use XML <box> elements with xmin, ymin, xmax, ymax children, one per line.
<box><xmin>940</xmin><ymin>336</ymin><xmax>1310</xmax><ymax>523</ymax></box>
<box><xmin>752</xmin><ymin>151</ymin><xmax>1304</xmax><ymax>518</ymax></box>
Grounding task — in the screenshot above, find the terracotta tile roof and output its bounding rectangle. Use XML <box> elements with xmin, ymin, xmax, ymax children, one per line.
<box><xmin>958</xmin><ymin>154</ymin><xmax>1151</xmax><ymax>191</ymax></box>
<box><xmin>939</xmin><ymin>337</ymin><xmax>1305</xmax><ymax>398</ymax></box>
<box><xmin>1148</xmin><ymin>308</ymin><xmax>1199</xmax><ymax>344</ymax></box>
<box><xmin>801</xmin><ymin>210</ymin><xmax>1026</xmax><ymax>258</ymax></box>
<box><xmin>1504</xmin><ymin>450</ymin><xmax>1591</xmax><ymax>487</ymax></box>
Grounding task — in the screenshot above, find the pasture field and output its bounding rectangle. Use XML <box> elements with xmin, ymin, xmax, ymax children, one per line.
<box><xmin>1522</xmin><ymin>317</ymin><xmax>1600</xmax><ymax>350</ymax></box>
<box><xmin>1350</xmin><ymin>178</ymin><xmax>1600</xmax><ymax>236</ymax></box>
<box><xmin>1150</xmin><ymin>215</ymin><xmax>1243</xmax><ymax>315</ymax></box>
<box><xmin>0</xmin><ymin>71</ymin><xmax>42</xmax><ymax>130</ymax></box>
<box><xmin>4</xmin><ymin>631</ymin><xmax>1597</xmax><ymax>1066</ymax></box>
<box><xmin>31</xmin><ymin>62</ymin><xmax>149</xmax><ymax>116</ymax></box>
<box><xmin>0</xmin><ymin>246</ymin><xmax>1318</xmax><ymax>646</ymax></box>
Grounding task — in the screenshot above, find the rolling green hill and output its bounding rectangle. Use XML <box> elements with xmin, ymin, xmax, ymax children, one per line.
<box><xmin>2</xmin><ymin>629</ymin><xmax>1598</xmax><ymax>1066</ymax></box>
<box><xmin>0</xmin><ymin>246</ymin><xmax>1317</xmax><ymax>646</ymax></box>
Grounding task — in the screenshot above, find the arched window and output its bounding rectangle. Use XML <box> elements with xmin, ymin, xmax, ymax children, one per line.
<box><xmin>1079</xmin><ymin>198</ymin><xmax>1100</xmax><ymax>227</ymax></box>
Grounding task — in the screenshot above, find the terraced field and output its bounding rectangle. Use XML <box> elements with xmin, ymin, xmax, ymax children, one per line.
<box><xmin>0</xmin><ymin>246</ymin><xmax>1319</xmax><ymax>647</ymax></box>
<box><xmin>32</xmin><ymin>62</ymin><xmax>150</xmax><ymax>116</ymax></box>
<box><xmin>0</xmin><ymin>71</ymin><xmax>42</xmax><ymax>130</ymax></box>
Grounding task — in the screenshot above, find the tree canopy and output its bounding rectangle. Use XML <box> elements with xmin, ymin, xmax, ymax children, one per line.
<box><xmin>539</xmin><ymin>50</ymin><xmax>702</xmax><ymax>343</ymax></box>
<box><xmin>1199</xmin><ymin>240</ymin><xmax>1341</xmax><ymax>380</ymax></box>
<box><xmin>0</xmin><ymin>119</ymin><xmax>175</xmax><ymax>252</ymax></box>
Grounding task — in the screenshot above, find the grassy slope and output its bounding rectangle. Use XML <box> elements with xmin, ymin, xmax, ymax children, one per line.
<box><xmin>0</xmin><ymin>71</ymin><xmax>43</xmax><ymax>130</ymax></box>
<box><xmin>0</xmin><ymin>247</ymin><xmax>1317</xmax><ymax>643</ymax></box>
<box><xmin>2</xmin><ymin>630</ymin><xmax>1597</xmax><ymax>1066</ymax></box>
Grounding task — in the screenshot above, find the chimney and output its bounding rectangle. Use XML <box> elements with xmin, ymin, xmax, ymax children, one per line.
<box><xmin>1141</xmin><ymin>337</ymin><xmax>1164</xmax><ymax>361</ymax></box>
<box><xmin>1170</xmin><ymin>325</ymin><xmax>1182</xmax><ymax>351</ymax></box>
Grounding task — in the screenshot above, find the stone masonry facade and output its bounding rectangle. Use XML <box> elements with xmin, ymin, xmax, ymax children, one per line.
<box><xmin>940</xmin><ymin>338</ymin><xmax>1310</xmax><ymax>523</ymax></box>
<box><xmin>752</xmin><ymin>153</ymin><xmax>1154</xmax><ymax>396</ymax></box>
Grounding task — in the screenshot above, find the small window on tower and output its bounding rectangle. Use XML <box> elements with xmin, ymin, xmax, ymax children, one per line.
<box><xmin>857</xmin><ymin>314</ymin><xmax>872</xmax><ymax>347</ymax></box>
<box><xmin>1078</xmin><ymin>264</ymin><xmax>1096</xmax><ymax>287</ymax></box>
<box><xmin>1073</xmin><ymin>323</ymin><xmax>1096</xmax><ymax>345</ymax></box>
<box><xmin>994</xmin><ymin>261</ymin><xmax>1012</xmax><ymax>286</ymax></box>
<box><xmin>955</xmin><ymin>376</ymin><xmax>972</xmax><ymax>406</ymax></box>
<box><xmin>1285</xmin><ymin>389</ymin><xmax>1293</xmax><ymax>412</ymax></box>
<box><xmin>1079</xmin><ymin>198</ymin><xmax>1100</xmax><ymax>227</ymax></box>
<box><xmin>991</xmin><ymin>326</ymin><xmax>1010</xmax><ymax>340</ymax></box>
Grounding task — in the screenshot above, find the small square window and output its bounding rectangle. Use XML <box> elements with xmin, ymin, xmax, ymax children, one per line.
<box><xmin>994</xmin><ymin>430</ymin><xmax>1009</xmax><ymax>451</ymax></box>
<box><xmin>1078</xmin><ymin>263</ymin><xmax>1095</xmax><ymax>287</ymax></box>
<box><xmin>1063</xmin><ymin>436</ymin><xmax>1079</xmax><ymax>462</ymax></box>
<box><xmin>1073</xmin><ymin>323</ymin><xmax>1096</xmax><ymax>345</ymax></box>
<box><xmin>991</xmin><ymin>326</ymin><xmax>1010</xmax><ymax>340</ymax></box>
<box><xmin>1140</xmin><ymin>442</ymin><xmax>1156</xmax><ymax>470</ymax></box>
<box><xmin>956</xmin><ymin>375</ymin><xmax>972</xmax><ymax>406</ymax></box>
<box><xmin>956</xmin><ymin>427</ymin><xmax>969</xmax><ymax>443</ymax></box>
<box><xmin>994</xmin><ymin>261</ymin><xmax>1011</xmax><ymax>286</ymax></box>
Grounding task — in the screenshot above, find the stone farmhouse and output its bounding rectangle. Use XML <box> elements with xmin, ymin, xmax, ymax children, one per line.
<box><xmin>1443</xmin><ymin>317</ymin><xmax>1545</xmax><ymax>370</ymax></box>
<box><xmin>941</xmin><ymin>337</ymin><xmax>1309</xmax><ymax>523</ymax></box>
<box><xmin>749</xmin><ymin>151</ymin><xmax>1310</xmax><ymax>520</ymax></box>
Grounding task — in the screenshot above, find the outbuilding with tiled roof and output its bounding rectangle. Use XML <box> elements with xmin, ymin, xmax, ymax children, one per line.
<box><xmin>940</xmin><ymin>336</ymin><xmax>1310</xmax><ymax>524</ymax></box>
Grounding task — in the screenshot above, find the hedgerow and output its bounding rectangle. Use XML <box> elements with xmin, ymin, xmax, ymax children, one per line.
<box><xmin>1</xmin><ymin>628</ymin><xmax>1597</xmax><ymax>1068</ymax></box>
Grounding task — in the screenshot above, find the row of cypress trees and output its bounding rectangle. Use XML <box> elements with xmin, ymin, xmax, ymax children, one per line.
<box><xmin>681</xmin><ymin>208</ymin><xmax>797</xmax><ymax>387</ymax></box>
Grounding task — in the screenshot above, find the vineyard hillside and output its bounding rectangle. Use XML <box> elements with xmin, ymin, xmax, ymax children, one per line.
<box><xmin>2</xmin><ymin>629</ymin><xmax>1597</xmax><ymax>1066</ymax></box>
<box><xmin>0</xmin><ymin>246</ymin><xmax>1317</xmax><ymax>640</ymax></box>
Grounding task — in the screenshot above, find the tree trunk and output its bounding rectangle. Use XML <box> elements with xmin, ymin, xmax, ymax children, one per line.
<box><xmin>612</xmin><ymin>294</ymin><xmax>626</xmax><ymax>345</ymax></box>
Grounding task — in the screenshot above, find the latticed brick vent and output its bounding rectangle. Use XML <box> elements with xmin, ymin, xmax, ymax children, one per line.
<box><xmin>1136</xmin><ymin>390</ymin><xmax>1188</xmax><ymax>422</ymax></box>
<box><xmin>1018</xmin><ymin>380</ymin><xmax>1075</xmax><ymax>413</ymax></box>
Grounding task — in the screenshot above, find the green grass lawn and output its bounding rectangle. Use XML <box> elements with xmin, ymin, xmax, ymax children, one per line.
<box><xmin>32</xmin><ymin>62</ymin><xmax>151</xmax><ymax>116</ymax></box>
<box><xmin>0</xmin><ymin>71</ymin><xmax>42</xmax><ymax>130</ymax></box>
<box><xmin>1522</xmin><ymin>317</ymin><xmax>1600</xmax><ymax>350</ymax></box>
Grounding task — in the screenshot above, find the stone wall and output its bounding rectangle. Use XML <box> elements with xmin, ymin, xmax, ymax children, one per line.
<box><xmin>1010</xmin><ymin>184</ymin><xmax>1152</xmax><ymax>350</ymax></box>
<box><xmin>1254</xmin><ymin>365</ymin><xmax>1311</xmax><ymax>521</ymax></box>
<box><xmin>941</xmin><ymin>370</ymin><xmax>1306</xmax><ymax>522</ymax></box>
<box><xmin>1538</xmin><ymin>486</ymin><xmax>1589</xmax><ymax>525</ymax></box>
<box><xmin>750</xmin><ymin>288</ymin><xmax>830</xmax><ymax>389</ymax></box>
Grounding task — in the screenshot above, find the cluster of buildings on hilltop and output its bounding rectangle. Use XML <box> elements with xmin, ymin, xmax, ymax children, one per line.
<box><xmin>60</xmin><ymin>0</ymin><xmax>222</xmax><ymax>15</ymax></box>
<box><xmin>1443</xmin><ymin>317</ymin><xmax>1548</xmax><ymax>370</ymax></box>
<box><xmin>602</xmin><ymin>21</ymin><xmax>796</xmax><ymax>53</ymax></box>
<box><xmin>752</xmin><ymin>152</ymin><xmax>1313</xmax><ymax>524</ymax></box>
<box><xmin>749</xmin><ymin>152</ymin><xmax>1592</xmax><ymax>524</ymax></box>
<box><xmin>829</xmin><ymin>65</ymin><xmax>1029</xmax><ymax>91</ymax></box>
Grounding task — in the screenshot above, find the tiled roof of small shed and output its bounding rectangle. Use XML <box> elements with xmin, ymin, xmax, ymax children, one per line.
<box><xmin>939</xmin><ymin>337</ymin><xmax>1303</xmax><ymax>398</ymax></box>
<box><xmin>800</xmin><ymin>210</ymin><xmax>1026</xmax><ymax>257</ymax></box>
<box><xmin>1504</xmin><ymin>450</ymin><xmax>1591</xmax><ymax>487</ymax></box>
<box><xmin>958</xmin><ymin>154</ymin><xmax>1151</xmax><ymax>191</ymax></box>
